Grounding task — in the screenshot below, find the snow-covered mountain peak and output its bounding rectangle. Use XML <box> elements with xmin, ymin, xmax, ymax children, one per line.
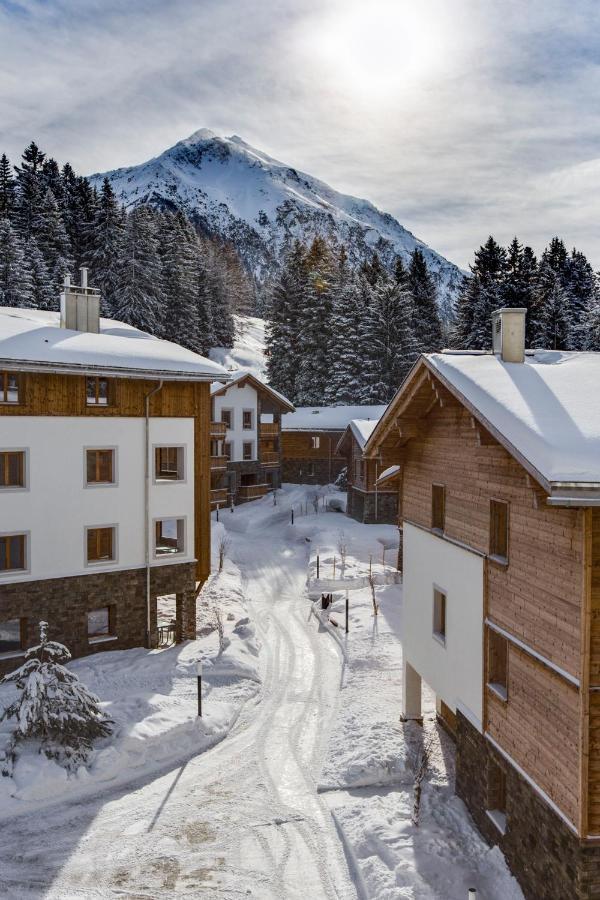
<box><xmin>89</xmin><ymin>128</ymin><xmax>464</xmax><ymax>309</ymax></box>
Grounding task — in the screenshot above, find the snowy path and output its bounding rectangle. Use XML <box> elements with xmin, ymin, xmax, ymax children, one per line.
<box><xmin>0</xmin><ymin>519</ymin><xmax>357</xmax><ymax>899</ymax></box>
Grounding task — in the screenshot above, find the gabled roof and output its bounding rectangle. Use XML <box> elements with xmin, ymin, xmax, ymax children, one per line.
<box><xmin>366</xmin><ymin>350</ymin><xmax>600</xmax><ymax>503</ymax></box>
<box><xmin>0</xmin><ymin>307</ymin><xmax>229</xmax><ymax>382</ymax></box>
<box><xmin>282</xmin><ymin>404</ymin><xmax>386</xmax><ymax>432</ymax></box>
<box><xmin>336</xmin><ymin>418</ymin><xmax>382</xmax><ymax>455</ymax></box>
<box><xmin>210</xmin><ymin>371</ymin><xmax>295</xmax><ymax>412</ymax></box>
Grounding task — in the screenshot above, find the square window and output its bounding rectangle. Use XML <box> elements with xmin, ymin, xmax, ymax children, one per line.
<box><xmin>86</xmin><ymin>376</ymin><xmax>111</xmax><ymax>406</ymax></box>
<box><xmin>243</xmin><ymin>410</ymin><xmax>253</xmax><ymax>430</ymax></box>
<box><xmin>431</xmin><ymin>484</ymin><xmax>445</xmax><ymax>532</ymax></box>
<box><xmin>488</xmin><ymin>629</ymin><xmax>508</xmax><ymax>700</ymax></box>
<box><xmin>155</xmin><ymin>518</ymin><xmax>185</xmax><ymax>556</ymax></box>
<box><xmin>0</xmin><ymin>618</ymin><xmax>24</xmax><ymax>653</ymax></box>
<box><xmin>221</xmin><ymin>409</ymin><xmax>232</xmax><ymax>429</ymax></box>
<box><xmin>87</xmin><ymin>607</ymin><xmax>115</xmax><ymax>640</ymax></box>
<box><xmin>86</xmin><ymin>526</ymin><xmax>115</xmax><ymax>563</ymax></box>
<box><xmin>311</xmin><ymin>436</ymin><xmax>320</xmax><ymax>449</ymax></box>
<box><xmin>243</xmin><ymin>442</ymin><xmax>253</xmax><ymax>461</ymax></box>
<box><xmin>155</xmin><ymin>446</ymin><xmax>184</xmax><ymax>481</ymax></box>
<box><xmin>490</xmin><ymin>499</ymin><xmax>509</xmax><ymax>562</ymax></box>
<box><xmin>0</xmin><ymin>534</ymin><xmax>26</xmax><ymax>572</ymax></box>
<box><xmin>433</xmin><ymin>588</ymin><xmax>446</xmax><ymax>643</ymax></box>
<box><xmin>0</xmin><ymin>372</ymin><xmax>19</xmax><ymax>404</ymax></box>
<box><xmin>0</xmin><ymin>451</ymin><xmax>26</xmax><ymax>488</ymax></box>
<box><xmin>86</xmin><ymin>448</ymin><xmax>115</xmax><ymax>485</ymax></box>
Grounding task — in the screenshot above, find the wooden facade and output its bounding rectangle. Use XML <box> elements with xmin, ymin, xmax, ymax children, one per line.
<box><xmin>337</xmin><ymin>424</ymin><xmax>399</xmax><ymax>524</ymax></box>
<box><xmin>366</xmin><ymin>359</ymin><xmax>600</xmax><ymax>843</ymax></box>
<box><xmin>280</xmin><ymin>430</ymin><xmax>345</xmax><ymax>484</ymax></box>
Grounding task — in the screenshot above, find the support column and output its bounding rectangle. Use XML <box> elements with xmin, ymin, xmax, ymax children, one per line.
<box><xmin>401</xmin><ymin>659</ymin><xmax>422</xmax><ymax>722</ymax></box>
<box><xmin>176</xmin><ymin>590</ymin><xmax>197</xmax><ymax>642</ymax></box>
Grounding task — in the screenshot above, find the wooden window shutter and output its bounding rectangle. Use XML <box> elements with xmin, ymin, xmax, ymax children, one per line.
<box><xmin>431</xmin><ymin>484</ymin><xmax>445</xmax><ymax>531</ymax></box>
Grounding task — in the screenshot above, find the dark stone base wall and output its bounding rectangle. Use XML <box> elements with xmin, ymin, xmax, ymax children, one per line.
<box><xmin>347</xmin><ymin>488</ymin><xmax>398</xmax><ymax>524</ymax></box>
<box><xmin>456</xmin><ymin>710</ymin><xmax>600</xmax><ymax>900</ymax></box>
<box><xmin>0</xmin><ymin>562</ymin><xmax>197</xmax><ymax>674</ymax></box>
<box><xmin>282</xmin><ymin>457</ymin><xmax>345</xmax><ymax>485</ymax></box>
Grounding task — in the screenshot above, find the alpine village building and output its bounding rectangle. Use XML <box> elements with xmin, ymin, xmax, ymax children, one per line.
<box><xmin>281</xmin><ymin>405</ymin><xmax>385</xmax><ymax>485</ymax></box>
<box><xmin>210</xmin><ymin>372</ymin><xmax>294</xmax><ymax>507</ymax></box>
<box><xmin>365</xmin><ymin>308</ymin><xmax>600</xmax><ymax>900</ymax></box>
<box><xmin>336</xmin><ymin>417</ymin><xmax>399</xmax><ymax>524</ymax></box>
<box><xmin>0</xmin><ymin>271</ymin><xmax>229</xmax><ymax>673</ymax></box>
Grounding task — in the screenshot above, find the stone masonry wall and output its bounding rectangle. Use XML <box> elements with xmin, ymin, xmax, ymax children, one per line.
<box><xmin>0</xmin><ymin>562</ymin><xmax>196</xmax><ymax>674</ymax></box>
<box><xmin>456</xmin><ymin>710</ymin><xmax>600</xmax><ymax>899</ymax></box>
<box><xmin>347</xmin><ymin>488</ymin><xmax>398</xmax><ymax>524</ymax></box>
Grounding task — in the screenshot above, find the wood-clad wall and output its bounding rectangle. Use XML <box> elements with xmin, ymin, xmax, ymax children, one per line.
<box><xmin>1</xmin><ymin>372</ymin><xmax>212</xmax><ymax>584</ymax></box>
<box><xmin>281</xmin><ymin>430</ymin><xmax>344</xmax><ymax>461</ymax></box>
<box><xmin>588</xmin><ymin>510</ymin><xmax>600</xmax><ymax>833</ymax></box>
<box><xmin>402</xmin><ymin>394</ymin><xmax>583</xmax><ymax>679</ymax></box>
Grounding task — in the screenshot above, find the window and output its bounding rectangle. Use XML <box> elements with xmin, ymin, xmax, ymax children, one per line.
<box><xmin>224</xmin><ymin>442</ymin><xmax>232</xmax><ymax>461</ymax></box>
<box><xmin>155</xmin><ymin>518</ymin><xmax>185</xmax><ymax>556</ymax></box>
<box><xmin>86</xmin><ymin>526</ymin><xmax>115</xmax><ymax>564</ymax></box>
<box><xmin>0</xmin><ymin>534</ymin><xmax>26</xmax><ymax>572</ymax></box>
<box><xmin>243</xmin><ymin>442</ymin><xmax>253</xmax><ymax>461</ymax></box>
<box><xmin>221</xmin><ymin>408</ymin><xmax>232</xmax><ymax>429</ymax></box>
<box><xmin>243</xmin><ymin>409</ymin><xmax>253</xmax><ymax>430</ymax></box>
<box><xmin>307</xmin><ymin>462</ymin><xmax>316</xmax><ymax>477</ymax></box>
<box><xmin>0</xmin><ymin>371</ymin><xmax>19</xmax><ymax>404</ymax></box>
<box><xmin>0</xmin><ymin>451</ymin><xmax>25</xmax><ymax>488</ymax></box>
<box><xmin>155</xmin><ymin>446</ymin><xmax>184</xmax><ymax>481</ymax></box>
<box><xmin>488</xmin><ymin>629</ymin><xmax>508</xmax><ymax>700</ymax></box>
<box><xmin>0</xmin><ymin>618</ymin><xmax>24</xmax><ymax>654</ymax></box>
<box><xmin>87</xmin><ymin>607</ymin><xmax>115</xmax><ymax>642</ymax></box>
<box><xmin>433</xmin><ymin>588</ymin><xmax>446</xmax><ymax>644</ymax></box>
<box><xmin>311</xmin><ymin>435</ymin><xmax>320</xmax><ymax>449</ymax></box>
<box><xmin>490</xmin><ymin>499</ymin><xmax>509</xmax><ymax>562</ymax></box>
<box><xmin>86</xmin><ymin>448</ymin><xmax>115</xmax><ymax>485</ymax></box>
<box><xmin>86</xmin><ymin>376</ymin><xmax>111</xmax><ymax>406</ymax></box>
<box><xmin>431</xmin><ymin>484</ymin><xmax>445</xmax><ymax>532</ymax></box>
<box><xmin>486</xmin><ymin>758</ymin><xmax>507</xmax><ymax>833</ymax></box>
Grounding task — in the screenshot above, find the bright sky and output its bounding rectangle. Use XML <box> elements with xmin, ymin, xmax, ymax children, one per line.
<box><xmin>1</xmin><ymin>0</ymin><xmax>599</xmax><ymax>269</ymax></box>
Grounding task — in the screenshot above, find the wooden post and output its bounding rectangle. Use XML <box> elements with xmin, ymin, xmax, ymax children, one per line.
<box><xmin>317</xmin><ymin>554</ymin><xmax>320</xmax><ymax>580</ymax></box>
<box><xmin>197</xmin><ymin>660</ymin><xmax>203</xmax><ymax>718</ymax></box>
<box><xmin>369</xmin><ymin>554</ymin><xmax>372</xmax><ymax>577</ymax></box>
<box><xmin>291</xmin><ymin>509</ymin><xmax>294</xmax><ymax>524</ymax></box>
<box><xmin>345</xmin><ymin>590</ymin><xmax>349</xmax><ymax>634</ymax></box>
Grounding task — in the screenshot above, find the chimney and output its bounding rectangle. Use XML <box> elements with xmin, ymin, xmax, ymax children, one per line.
<box><xmin>491</xmin><ymin>308</ymin><xmax>527</xmax><ymax>363</ymax></box>
<box><xmin>60</xmin><ymin>267</ymin><xmax>101</xmax><ymax>334</ymax></box>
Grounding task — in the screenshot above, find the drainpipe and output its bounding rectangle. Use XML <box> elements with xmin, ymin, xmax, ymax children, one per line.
<box><xmin>144</xmin><ymin>380</ymin><xmax>163</xmax><ymax>648</ymax></box>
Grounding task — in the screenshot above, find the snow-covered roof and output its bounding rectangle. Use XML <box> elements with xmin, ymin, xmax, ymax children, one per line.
<box><xmin>426</xmin><ymin>350</ymin><xmax>600</xmax><ymax>489</ymax></box>
<box><xmin>282</xmin><ymin>405</ymin><xmax>387</xmax><ymax>432</ymax></box>
<box><xmin>376</xmin><ymin>465</ymin><xmax>401</xmax><ymax>486</ymax></box>
<box><xmin>349</xmin><ymin>419</ymin><xmax>380</xmax><ymax>449</ymax></box>
<box><xmin>210</xmin><ymin>370</ymin><xmax>294</xmax><ymax>411</ymax></box>
<box><xmin>0</xmin><ymin>307</ymin><xmax>229</xmax><ymax>381</ymax></box>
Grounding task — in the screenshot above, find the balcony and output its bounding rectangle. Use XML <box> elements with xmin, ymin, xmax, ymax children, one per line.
<box><xmin>259</xmin><ymin>422</ymin><xmax>279</xmax><ymax>436</ymax></box>
<box><xmin>261</xmin><ymin>451</ymin><xmax>280</xmax><ymax>466</ymax></box>
<box><xmin>210</xmin><ymin>421</ymin><xmax>227</xmax><ymax>438</ymax></box>
<box><xmin>210</xmin><ymin>455</ymin><xmax>228</xmax><ymax>471</ymax></box>
<box><xmin>211</xmin><ymin>487</ymin><xmax>229</xmax><ymax>508</ymax></box>
<box><xmin>238</xmin><ymin>483</ymin><xmax>270</xmax><ymax>501</ymax></box>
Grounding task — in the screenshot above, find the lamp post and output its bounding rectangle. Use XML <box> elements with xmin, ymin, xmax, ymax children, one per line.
<box><xmin>197</xmin><ymin>659</ymin><xmax>203</xmax><ymax>718</ymax></box>
<box><xmin>345</xmin><ymin>590</ymin><xmax>349</xmax><ymax>634</ymax></box>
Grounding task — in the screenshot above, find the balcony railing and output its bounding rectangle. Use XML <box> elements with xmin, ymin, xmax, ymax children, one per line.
<box><xmin>210</xmin><ymin>421</ymin><xmax>227</xmax><ymax>437</ymax></box>
<box><xmin>210</xmin><ymin>455</ymin><xmax>228</xmax><ymax>471</ymax></box>
<box><xmin>261</xmin><ymin>451</ymin><xmax>280</xmax><ymax>466</ymax></box>
<box><xmin>238</xmin><ymin>483</ymin><xmax>270</xmax><ymax>501</ymax></box>
<box><xmin>259</xmin><ymin>422</ymin><xmax>279</xmax><ymax>436</ymax></box>
<box><xmin>210</xmin><ymin>487</ymin><xmax>229</xmax><ymax>508</ymax></box>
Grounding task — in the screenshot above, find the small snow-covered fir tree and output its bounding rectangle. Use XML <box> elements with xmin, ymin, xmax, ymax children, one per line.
<box><xmin>0</xmin><ymin>217</ymin><xmax>34</xmax><ymax>308</ymax></box>
<box><xmin>0</xmin><ymin>621</ymin><xmax>112</xmax><ymax>774</ymax></box>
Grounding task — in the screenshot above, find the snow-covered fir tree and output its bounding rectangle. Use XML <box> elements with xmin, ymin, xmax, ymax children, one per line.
<box><xmin>33</xmin><ymin>188</ymin><xmax>73</xmax><ymax>291</ymax></box>
<box><xmin>295</xmin><ymin>237</ymin><xmax>336</xmax><ymax>405</ymax></box>
<box><xmin>0</xmin><ymin>621</ymin><xmax>112</xmax><ymax>773</ymax></box>
<box><xmin>13</xmin><ymin>142</ymin><xmax>46</xmax><ymax>239</ymax></box>
<box><xmin>0</xmin><ymin>154</ymin><xmax>16</xmax><ymax>219</ymax></box>
<box><xmin>86</xmin><ymin>177</ymin><xmax>124</xmax><ymax>315</ymax></box>
<box><xmin>113</xmin><ymin>205</ymin><xmax>164</xmax><ymax>333</ymax></box>
<box><xmin>361</xmin><ymin>273</ymin><xmax>418</xmax><ymax>403</ymax></box>
<box><xmin>266</xmin><ymin>240</ymin><xmax>306</xmax><ymax>401</ymax></box>
<box><xmin>161</xmin><ymin>211</ymin><xmax>201</xmax><ymax>351</ymax></box>
<box><xmin>24</xmin><ymin>237</ymin><xmax>54</xmax><ymax>310</ymax></box>
<box><xmin>408</xmin><ymin>248</ymin><xmax>442</xmax><ymax>353</ymax></box>
<box><xmin>0</xmin><ymin>217</ymin><xmax>34</xmax><ymax>308</ymax></box>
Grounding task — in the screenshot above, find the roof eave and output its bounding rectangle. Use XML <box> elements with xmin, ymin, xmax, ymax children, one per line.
<box><xmin>0</xmin><ymin>358</ymin><xmax>231</xmax><ymax>383</ymax></box>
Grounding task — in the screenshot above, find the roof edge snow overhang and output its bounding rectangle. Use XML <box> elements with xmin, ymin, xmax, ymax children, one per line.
<box><xmin>547</xmin><ymin>484</ymin><xmax>600</xmax><ymax>507</ymax></box>
<box><xmin>0</xmin><ymin>358</ymin><xmax>232</xmax><ymax>383</ymax></box>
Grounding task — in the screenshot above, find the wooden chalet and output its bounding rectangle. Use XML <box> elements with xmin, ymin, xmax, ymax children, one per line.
<box><xmin>364</xmin><ymin>308</ymin><xmax>600</xmax><ymax>899</ymax></box>
<box><xmin>336</xmin><ymin>418</ymin><xmax>398</xmax><ymax>523</ymax></box>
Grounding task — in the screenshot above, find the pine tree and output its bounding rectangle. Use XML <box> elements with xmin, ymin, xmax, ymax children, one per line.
<box><xmin>32</xmin><ymin>188</ymin><xmax>73</xmax><ymax>291</ymax></box>
<box><xmin>408</xmin><ymin>248</ymin><xmax>442</xmax><ymax>353</ymax></box>
<box><xmin>266</xmin><ymin>240</ymin><xmax>306</xmax><ymax>401</ymax></box>
<box><xmin>195</xmin><ymin>260</ymin><xmax>216</xmax><ymax>355</ymax></box>
<box><xmin>112</xmin><ymin>205</ymin><xmax>164</xmax><ymax>333</ymax></box>
<box><xmin>325</xmin><ymin>272</ymin><xmax>373</xmax><ymax>405</ymax></box>
<box><xmin>86</xmin><ymin>178</ymin><xmax>124</xmax><ymax>315</ymax></box>
<box><xmin>360</xmin><ymin>251</ymin><xmax>386</xmax><ymax>286</ymax></box>
<box><xmin>361</xmin><ymin>274</ymin><xmax>418</xmax><ymax>403</ymax></box>
<box><xmin>204</xmin><ymin>239</ymin><xmax>235</xmax><ymax>347</ymax></box>
<box><xmin>0</xmin><ymin>217</ymin><xmax>34</xmax><ymax>308</ymax></box>
<box><xmin>530</xmin><ymin>239</ymin><xmax>570</xmax><ymax>349</ymax></box>
<box><xmin>14</xmin><ymin>142</ymin><xmax>46</xmax><ymax>238</ymax></box>
<box><xmin>564</xmin><ymin>249</ymin><xmax>597</xmax><ymax>350</ymax></box>
<box><xmin>295</xmin><ymin>237</ymin><xmax>336</xmax><ymax>405</ymax></box>
<box><xmin>161</xmin><ymin>211</ymin><xmax>201</xmax><ymax>351</ymax></box>
<box><xmin>0</xmin><ymin>621</ymin><xmax>112</xmax><ymax>774</ymax></box>
<box><xmin>24</xmin><ymin>237</ymin><xmax>54</xmax><ymax>310</ymax></box>
<box><xmin>453</xmin><ymin>237</ymin><xmax>507</xmax><ymax>349</ymax></box>
<box><xmin>0</xmin><ymin>154</ymin><xmax>16</xmax><ymax>220</ymax></box>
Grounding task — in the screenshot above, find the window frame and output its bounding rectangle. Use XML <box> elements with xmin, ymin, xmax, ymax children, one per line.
<box><xmin>431</xmin><ymin>483</ymin><xmax>446</xmax><ymax>533</ymax></box>
<box><xmin>0</xmin><ymin>531</ymin><xmax>29</xmax><ymax>575</ymax></box>
<box><xmin>221</xmin><ymin>408</ymin><xmax>233</xmax><ymax>429</ymax></box>
<box><xmin>432</xmin><ymin>586</ymin><xmax>447</xmax><ymax>646</ymax></box>
<box><xmin>0</xmin><ymin>448</ymin><xmax>28</xmax><ymax>491</ymax></box>
<box><xmin>0</xmin><ymin>617</ymin><xmax>27</xmax><ymax>658</ymax></box>
<box><xmin>85</xmin><ymin>524</ymin><xmax>118</xmax><ymax>567</ymax></box>
<box><xmin>153</xmin><ymin>445</ymin><xmax>186</xmax><ymax>484</ymax></box>
<box><xmin>223</xmin><ymin>441</ymin><xmax>232</xmax><ymax>461</ymax></box>
<box><xmin>242</xmin><ymin>409</ymin><xmax>254</xmax><ymax>431</ymax></box>
<box><xmin>87</xmin><ymin>606</ymin><xmax>117</xmax><ymax>645</ymax></box>
<box><xmin>311</xmin><ymin>435</ymin><xmax>321</xmax><ymax>450</ymax></box>
<box><xmin>487</xmin><ymin>627</ymin><xmax>509</xmax><ymax>702</ymax></box>
<box><xmin>153</xmin><ymin>516</ymin><xmax>186</xmax><ymax>559</ymax></box>
<box><xmin>0</xmin><ymin>371</ymin><xmax>20</xmax><ymax>405</ymax></box>
<box><xmin>84</xmin><ymin>446</ymin><xmax>117</xmax><ymax>488</ymax></box>
<box><xmin>489</xmin><ymin>498</ymin><xmax>509</xmax><ymax>564</ymax></box>
<box><xmin>242</xmin><ymin>441</ymin><xmax>254</xmax><ymax>461</ymax></box>
<box><xmin>85</xmin><ymin>376</ymin><xmax>113</xmax><ymax>408</ymax></box>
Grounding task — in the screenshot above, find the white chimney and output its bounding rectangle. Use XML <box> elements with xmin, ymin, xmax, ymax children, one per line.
<box><xmin>60</xmin><ymin>268</ymin><xmax>101</xmax><ymax>334</ymax></box>
<box><xmin>491</xmin><ymin>308</ymin><xmax>527</xmax><ymax>363</ymax></box>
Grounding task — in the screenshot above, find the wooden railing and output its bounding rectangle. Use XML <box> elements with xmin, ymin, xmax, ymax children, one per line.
<box><xmin>238</xmin><ymin>483</ymin><xmax>270</xmax><ymax>501</ymax></box>
<box><xmin>210</xmin><ymin>421</ymin><xmax>227</xmax><ymax>437</ymax></box>
<box><xmin>261</xmin><ymin>451</ymin><xmax>280</xmax><ymax>466</ymax></box>
<box><xmin>259</xmin><ymin>422</ymin><xmax>279</xmax><ymax>436</ymax></box>
<box><xmin>210</xmin><ymin>488</ymin><xmax>229</xmax><ymax>507</ymax></box>
<box><xmin>210</xmin><ymin>455</ymin><xmax>228</xmax><ymax>471</ymax></box>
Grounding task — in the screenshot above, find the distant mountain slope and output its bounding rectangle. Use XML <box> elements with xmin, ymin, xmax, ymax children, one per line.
<box><xmin>209</xmin><ymin>315</ymin><xmax>267</xmax><ymax>380</ymax></box>
<box><xmin>90</xmin><ymin>129</ymin><xmax>464</xmax><ymax>308</ymax></box>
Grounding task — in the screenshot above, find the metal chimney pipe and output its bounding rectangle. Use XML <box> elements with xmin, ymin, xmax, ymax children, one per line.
<box><xmin>64</xmin><ymin>274</ymin><xmax>71</xmax><ymax>288</ymax></box>
<box><xmin>79</xmin><ymin>267</ymin><xmax>88</xmax><ymax>289</ymax></box>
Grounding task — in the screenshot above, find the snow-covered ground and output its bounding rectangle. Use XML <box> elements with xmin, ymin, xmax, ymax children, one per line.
<box><xmin>0</xmin><ymin>485</ymin><xmax>522</xmax><ymax>898</ymax></box>
<box><xmin>209</xmin><ymin>314</ymin><xmax>267</xmax><ymax>380</ymax></box>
